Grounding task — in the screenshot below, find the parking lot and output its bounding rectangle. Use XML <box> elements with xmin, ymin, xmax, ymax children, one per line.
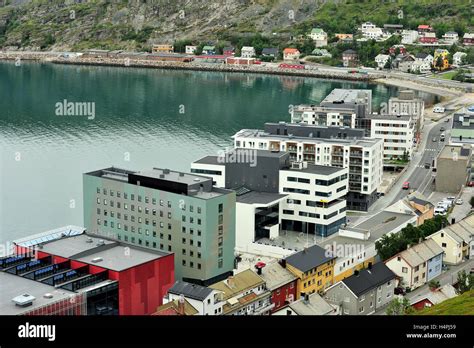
<box><xmin>426</xmin><ymin>187</ymin><xmax>473</xmax><ymax>223</ymax></box>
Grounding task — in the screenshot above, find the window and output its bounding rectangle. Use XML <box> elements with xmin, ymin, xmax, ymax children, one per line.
<box><xmin>402</xmin><ymin>267</ymin><xmax>408</xmax><ymax>273</ymax></box>
<box><xmin>218</xmin><ymin>259</ymin><xmax>223</xmax><ymax>268</ymax></box>
<box><xmin>218</xmin><ymin>203</ymin><xmax>223</xmax><ymax>213</ymax></box>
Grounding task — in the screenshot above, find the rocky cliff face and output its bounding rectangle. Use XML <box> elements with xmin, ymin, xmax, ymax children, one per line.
<box><xmin>0</xmin><ymin>0</ymin><xmax>320</xmax><ymax>50</ymax></box>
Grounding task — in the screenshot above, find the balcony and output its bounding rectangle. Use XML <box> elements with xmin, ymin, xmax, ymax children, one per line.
<box><xmin>303</xmin><ymin>148</ymin><xmax>315</xmax><ymax>155</ymax></box>
<box><xmin>350</xmin><ymin>152</ymin><xmax>363</xmax><ymax>158</ymax></box>
<box><xmin>349</xmin><ymin>160</ymin><xmax>362</xmax><ymax>166</ymax></box>
<box><xmin>287</xmin><ymin>147</ymin><xmax>298</xmax><ymax>153</ymax></box>
<box><xmin>332</xmin><ymin>151</ymin><xmax>344</xmax><ymax>157</ymax></box>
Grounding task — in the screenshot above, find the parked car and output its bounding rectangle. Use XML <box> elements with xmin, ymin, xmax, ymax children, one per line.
<box><xmin>394</xmin><ymin>287</ymin><xmax>406</xmax><ymax>295</ymax></box>
<box><xmin>440</xmin><ymin>127</ymin><xmax>445</xmax><ymax>132</ymax></box>
<box><xmin>402</xmin><ymin>181</ymin><xmax>410</xmax><ymax>190</ymax></box>
<box><xmin>468</xmin><ymin>181</ymin><xmax>474</xmax><ymax>187</ymax></box>
<box><xmin>433</xmin><ymin>106</ymin><xmax>445</xmax><ymax>113</ymax></box>
<box><xmin>424</xmin><ymin>162</ymin><xmax>431</xmax><ymax>169</ymax></box>
<box><xmin>432</xmin><ymin>137</ymin><xmax>437</xmax><ymax>142</ymax></box>
<box><xmin>440</xmin><ymin>133</ymin><xmax>445</xmax><ymax>141</ymax></box>
<box><xmin>434</xmin><ymin>207</ymin><xmax>447</xmax><ymax>216</ymax></box>
<box><xmin>455</xmin><ymin>199</ymin><xmax>463</xmax><ymax>205</ymax></box>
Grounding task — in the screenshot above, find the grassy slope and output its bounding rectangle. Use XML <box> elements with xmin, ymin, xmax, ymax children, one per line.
<box><xmin>414</xmin><ymin>290</ymin><xmax>474</xmax><ymax>315</ymax></box>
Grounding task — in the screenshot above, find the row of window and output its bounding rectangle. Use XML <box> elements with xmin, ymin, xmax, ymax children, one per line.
<box><xmin>96</xmin><ymin>189</ymin><xmax>204</xmax><ymax>213</ymax></box>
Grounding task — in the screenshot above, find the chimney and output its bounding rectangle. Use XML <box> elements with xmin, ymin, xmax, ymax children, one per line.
<box><xmin>177</xmin><ymin>295</ymin><xmax>185</xmax><ymax>315</ymax></box>
<box><xmin>286</xmin><ymin>309</ymin><xmax>292</xmax><ymax>316</ymax></box>
<box><xmin>280</xmin><ymin>259</ymin><xmax>287</xmax><ymax>268</ymax></box>
<box><xmin>257</xmin><ymin>267</ymin><xmax>262</xmax><ymax>275</ymax></box>
<box><xmin>354</xmin><ymin>270</ymin><xmax>360</xmax><ymax>277</ymax></box>
<box><xmin>368</xmin><ymin>262</ymin><xmax>372</xmax><ymax>270</ymax></box>
<box><xmin>227</xmin><ymin>276</ymin><xmax>235</xmax><ymax>289</ymax></box>
<box><xmin>304</xmin><ymin>293</ymin><xmax>310</xmax><ymax>304</ymax></box>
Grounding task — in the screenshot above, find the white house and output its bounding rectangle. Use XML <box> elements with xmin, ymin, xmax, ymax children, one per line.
<box><xmin>164</xmin><ymin>280</ymin><xmax>225</xmax><ymax>315</ymax></box>
<box><xmin>442</xmin><ymin>31</ymin><xmax>459</xmax><ymax>45</ymax></box>
<box><xmin>361</xmin><ymin>22</ymin><xmax>377</xmax><ymax>32</ymax></box>
<box><xmin>185</xmin><ymin>45</ymin><xmax>197</xmax><ymax>55</ymax></box>
<box><xmin>385</xmin><ymin>239</ymin><xmax>444</xmax><ymax>290</ymax></box>
<box><xmin>453</xmin><ymin>52</ymin><xmax>467</xmax><ymax>67</ymax></box>
<box><xmin>463</xmin><ymin>33</ymin><xmax>474</xmax><ymax>46</ymax></box>
<box><xmin>402</xmin><ymin>30</ymin><xmax>419</xmax><ymax>44</ymax></box>
<box><xmin>375</xmin><ymin>54</ymin><xmax>390</xmax><ymax>69</ymax></box>
<box><xmin>309</xmin><ymin>28</ymin><xmax>328</xmax><ymax>47</ymax></box>
<box><xmin>363</xmin><ymin>27</ymin><xmax>384</xmax><ymax>40</ymax></box>
<box><xmin>240</xmin><ymin>46</ymin><xmax>256</xmax><ymax>58</ymax></box>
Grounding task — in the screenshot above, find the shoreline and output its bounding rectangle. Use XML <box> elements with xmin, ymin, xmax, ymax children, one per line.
<box><xmin>0</xmin><ymin>51</ymin><xmax>468</xmax><ymax>99</ymax></box>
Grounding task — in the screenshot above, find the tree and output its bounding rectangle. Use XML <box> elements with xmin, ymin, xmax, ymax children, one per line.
<box><xmin>434</xmin><ymin>56</ymin><xmax>444</xmax><ymax>71</ymax></box>
<box><xmin>384</xmin><ymin>57</ymin><xmax>392</xmax><ymax>70</ymax></box>
<box><xmin>386</xmin><ymin>297</ymin><xmax>414</xmax><ymax>315</ymax></box>
<box><xmin>428</xmin><ymin>280</ymin><xmax>440</xmax><ymax>290</ymax></box>
<box><xmin>457</xmin><ymin>270</ymin><xmax>474</xmax><ymax>294</ymax></box>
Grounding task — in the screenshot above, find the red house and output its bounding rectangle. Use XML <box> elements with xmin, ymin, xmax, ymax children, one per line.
<box><xmin>223</xmin><ymin>46</ymin><xmax>235</xmax><ymax>56</ymax></box>
<box><xmin>11</xmin><ymin>228</ymin><xmax>174</xmax><ymax>315</ymax></box>
<box><xmin>411</xmin><ymin>284</ymin><xmax>457</xmax><ymax>311</ymax></box>
<box><xmin>389</xmin><ymin>45</ymin><xmax>406</xmax><ymax>55</ymax></box>
<box><xmin>418</xmin><ymin>24</ymin><xmax>433</xmax><ymax>34</ymax></box>
<box><xmin>256</xmin><ymin>262</ymin><xmax>298</xmax><ymax>313</ymax></box>
<box><xmin>419</xmin><ymin>36</ymin><xmax>438</xmax><ymax>44</ymax></box>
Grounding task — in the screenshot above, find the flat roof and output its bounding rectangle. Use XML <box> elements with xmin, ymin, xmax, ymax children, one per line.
<box><xmin>236</xmin><ymin>191</ymin><xmax>287</xmax><ymax>205</ymax></box>
<box><xmin>346</xmin><ymin>211</ymin><xmax>416</xmax><ymax>241</ymax></box>
<box><xmin>233</xmin><ymin>129</ymin><xmax>380</xmax><ymax>148</ymax></box>
<box><xmin>438</xmin><ymin>145</ymin><xmax>471</xmax><ymax>160</ymax></box>
<box><xmin>289</xmin><ymin>293</ymin><xmax>335</xmax><ymax>315</ymax></box>
<box><xmin>40</xmin><ymin>234</ymin><xmax>169</xmax><ymax>272</ymax></box>
<box><xmin>369</xmin><ymin>114</ymin><xmax>412</xmax><ymax>121</ymax></box>
<box><xmin>193</xmin><ymin>149</ymin><xmax>287</xmax><ymax>166</ymax></box>
<box><xmin>257</xmin><ymin>262</ymin><xmax>297</xmax><ymax>291</ymax></box>
<box><xmin>321</xmin><ymin>89</ymin><xmax>371</xmax><ymax>104</ymax></box>
<box><xmin>283</xmin><ymin>163</ymin><xmax>346</xmax><ymax>176</ymax></box>
<box><xmin>0</xmin><ymin>272</ymin><xmax>75</xmax><ymax>315</ymax></box>
<box><xmin>13</xmin><ymin>225</ymin><xmax>86</xmax><ymax>248</ymax></box>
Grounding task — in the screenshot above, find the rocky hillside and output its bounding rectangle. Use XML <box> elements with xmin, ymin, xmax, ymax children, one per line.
<box><xmin>0</xmin><ymin>0</ymin><xmax>472</xmax><ymax>51</ymax></box>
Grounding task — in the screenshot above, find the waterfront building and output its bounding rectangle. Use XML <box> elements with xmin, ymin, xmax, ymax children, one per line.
<box><xmin>83</xmin><ymin>166</ymin><xmax>236</xmax><ymax>286</ymax></box>
<box><xmin>152</xmin><ymin>44</ymin><xmax>174</xmax><ymax>54</ymax></box>
<box><xmin>375</xmin><ymin>54</ymin><xmax>390</xmax><ymax>69</ymax></box>
<box><xmin>185</xmin><ymin>45</ymin><xmax>197</xmax><ymax>54</ymax></box>
<box><xmin>291</xmin><ymin>104</ymin><xmax>356</xmax><ymax>128</ymax></box>
<box><xmin>262</xmin><ymin>47</ymin><xmax>279</xmax><ymax>58</ymax></box>
<box><xmin>342</xmin><ymin>49</ymin><xmax>358</xmax><ymax>67</ymax></box>
<box><xmin>232</xmin><ymin>123</ymin><xmax>383</xmax><ymax>211</ymax></box>
<box><xmin>388</xmin><ymin>90</ymin><xmax>425</xmax><ymax>133</ymax></box>
<box><xmin>4</xmin><ymin>228</ymin><xmax>174</xmax><ymax>315</ymax></box>
<box><xmin>240</xmin><ymin>46</ymin><xmax>256</xmax><ymax>58</ymax></box>
<box><xmin>283</xmin><ymin>48</ymin><xmax>301</xmax><ymax>61</ymax></box>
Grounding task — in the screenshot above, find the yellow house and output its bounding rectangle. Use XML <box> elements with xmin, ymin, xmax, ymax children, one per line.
<box><xmin>152</xmin><ymin>44</ymin><xmax>174</xmax><ymax>54</ymax></box>
<box><xmin>433</xmin><ymin>49</ymin><xmax>450</xmax><ymax>71</ymax></box>
<box><xmin>283</xmin><ymin>244</ymin><xmax>336</xmax><ymax>299</ymax></box>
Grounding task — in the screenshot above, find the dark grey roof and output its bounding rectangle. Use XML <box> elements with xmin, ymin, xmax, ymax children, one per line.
<box><xmin>461</xmin><ymin>148</ymin><xmax>471</xmax><ymax>157</ymax></box>
<box><xmin>168</xmin><ymin>280</ymin><xmax>213</xmax><ymax>301</ymax></box>
<box><xmin>415</xmin><ymin>53</ymin><xmax>429</xmax><ymax>59</ymax></box>
<box><xmin>409</xmin><ymin>196</ymin><xmax>434</xmax><ymax>207</ymax></box>
<box><xmin>262</xmin><ymin>47</ymin><xmax>279</xmax><ymax>55</ymax></box>
<box><xmin>236</xmin><ymin>191</ymin><xmax>287</xmax><ymax>204</ymax></box>
<box><xmin>193</xmin><ymin>156</ymin><xmax>221</xmax><ymax>165</ymax></box>
<box><xmin>342</xmin><ymin>262</ymin><xmax>396</xmax><ymax>297</ymax></box>
<box><xmin>285</xmin><ymin>245</ymin><xmax>335</xmax><ymax>273</ymax></box>
<box><xmin>343</xmin><ymin>49</ymin><xmax>357</xmax><ymax>54</ymax></box>
<box><xmin>223</xmin><ymin>46</ymin><xmax>235</xmax><ymax>51</ymax></box>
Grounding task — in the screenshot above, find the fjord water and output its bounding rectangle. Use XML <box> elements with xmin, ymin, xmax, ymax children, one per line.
<box><xmin>0</xmin><ymin>61</ymin><xmax>438</xmax><ymax>242</ymax></box>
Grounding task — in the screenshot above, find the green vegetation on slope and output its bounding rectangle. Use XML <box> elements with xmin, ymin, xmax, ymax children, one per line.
<box><xmin>414</xmin><ymin>290</ymin><xmax>474</xmax><ymax>315</ymax></box>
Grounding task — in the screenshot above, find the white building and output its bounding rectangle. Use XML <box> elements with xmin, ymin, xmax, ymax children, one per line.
<box><xmin>363</xmin><ymin>27</ymin><xmax>385</xmax><ymax>40</ymax></box>
<box><xmin>453</xmin><ymin>52</ymin><xmax>467</xmax><ymax>67</ymax></box>
<box><xmin>309</xmin><ymin>28</ymin><xmax>328</xmax><ymax>47</ymax></box>
<box><xmin>375</xmin><ymin>54</ymin><xmax>390</xmax><ymax>69</ymax></box>
<box><xmin>185</xmin><ymin>45</ymin><xmax>197</xmax><ymax>54</ymax></box>
<box><xmin>369</xmin><ymin>115</ymin><xmax>415</xmax><ymax>161</ymax></box>
<box><xmin>463</xmin><ymin>33</ymin><xmax>474</xmax><ymax>46</ymax></box>
<box><xmin>240</xmin><ymin>46</ymin><xmax>256</xmax><ymax>58</ymax></box>
<box><xmin>388</xmin><ymin>90</ymin><xmax>425</xmax><ymax>133</ymax></box>
<box><xmin>164</xmin><ymin>280</ymin><xmax>225</xmax><ymax>315</ymax></box>
<box><xmin>279</xmin><ymin>162</ymin><xmax>349</xmax><ymax>237</ymax></box>
<box><xmin>361</xmin><ymin>22</ymin><xmax>377</xmax><ymax>32</ymax></box>
<box><xmin>291</xmin><ymin>105</ymin><xmax>356</xmax><ymax>128</ymax></box>
<box><xmin>401</xmin><ymin>30</ymin><xmax>419</xmax><ymax>44</ymax></box>
<box><xmin>442</xmin><ymin>31</ymin><xmax>459</xmax><ymax>45</ymax></box>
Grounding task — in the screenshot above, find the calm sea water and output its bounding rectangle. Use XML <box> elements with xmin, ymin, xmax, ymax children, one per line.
<box><xmin>0</xmin><ymin>61</ymin><xmax>439</xmax><ymax>242</ymax></box>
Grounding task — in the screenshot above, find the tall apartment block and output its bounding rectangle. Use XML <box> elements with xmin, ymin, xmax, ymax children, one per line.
<box><xmin>83</xmin><ymin>167</ymin><xmax>236</xmax><ymax>286</ymax></box>
<box><xmin>191</xmin><ymin>149</ymin><xmax>348</xmax><ymax>255</ymax></box>
<box><xmin>387</xmin><ymin>90</ymin><xmax>425</xmax><ymax>134</ymax></box>
<box><xmin>232</xmin><ymin>123</ymin><xmax>383</xmax><ymax>211</ymax></box>
<box><xmin>291</xmin><ymin>105</ymin><xmax>356</xmax><ymax>128</ymax></box>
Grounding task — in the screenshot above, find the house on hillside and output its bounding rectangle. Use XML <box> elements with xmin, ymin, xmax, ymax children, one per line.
<box><xmin>309</xmin><ymin>28</ymin><xmax>328</xmax><ymax>47</ymax></box>
<box><xmin>342</xmin><ymin>49</ymin><xmax>358</xmax><ymax>67</ymax></box>
<box><xmin>375</xmin><ymin>54</ymin><xmax>390</xmax><ymax>69</ymax></box>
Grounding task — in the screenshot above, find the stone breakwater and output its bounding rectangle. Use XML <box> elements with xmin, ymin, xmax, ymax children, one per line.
<box><xmin>0</xmin><ymin>51</ymin><xmax>384</xmax><ymax>81</ymax></box>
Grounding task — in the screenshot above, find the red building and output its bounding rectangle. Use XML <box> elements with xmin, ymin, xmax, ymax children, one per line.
<box><xmin>256</xmin><ymin>262</ymin><xmax>298</xmax><ymax>313</ymax></box>
<box><xmin>389</xmin><ymin>45</ymin><xmax>406</xmax><ymax>55</ymax></box>
<box><xmin>223</xmin><ymin>46</ymin><xmax>235</xmax><ymax>56</ymax></box>
<box><xmin>10</xmin><ymin>227</ymin><xmax>174</xmax><ymax>315</ymax></box>
<box><xmin>418</xmin><ymin>24</ymin><xmax>433</xmax><ymax>33</ymax></box>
